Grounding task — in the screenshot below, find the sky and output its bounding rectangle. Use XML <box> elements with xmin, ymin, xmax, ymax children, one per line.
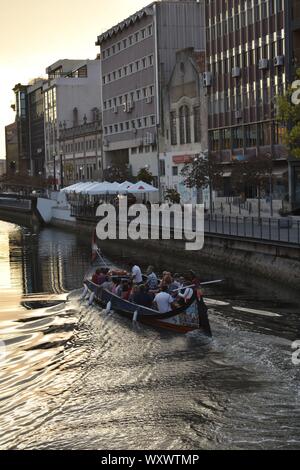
<box><xmin>0</xmin><ymin>0</ymin><xmax>148</xmax><ymax>158</ymax></box>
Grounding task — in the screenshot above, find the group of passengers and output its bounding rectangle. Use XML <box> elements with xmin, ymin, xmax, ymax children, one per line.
<box><xmin>91</xmin><ymin>263</ymin><xmax>201</xmax><ymax>314</ymax></box>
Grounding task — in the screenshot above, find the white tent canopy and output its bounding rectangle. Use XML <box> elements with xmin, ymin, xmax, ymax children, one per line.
<box><xmin>61</xmin><ymin>180</ymin><xmax>158</xmax><ymax>195</ymax></box>
<box><xmin>127</xmin><ymin>181</ymin><xmax>158</xmax><ymax>193</ymax></box>
<box><xmin>61</xmin><ymin>182</ymin><xmax>88</xmax><ymax>193</ymax></box>
<box><xmin>74</xmin><ymin>182</ymin><xmax>98</xmax><ymax>193</ymax></box>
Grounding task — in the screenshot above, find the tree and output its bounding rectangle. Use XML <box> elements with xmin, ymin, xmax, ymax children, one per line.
<box><xmin>137</xmin><ymin>167</ymin><xmax>153</xmax><ymax>184</ymax></box>
<box><xmin>181</xmin><ymin>152</ymin><xmax>224</xmax><ymax>212</ymax></box>
<box><xmin>231</xmin><ymin>154</ymin><xmax>273</xmax><ymax>217</ymax></box>
<box><xmin>165</xmin><ymin>188</ymin><xmax>181</xmax><ymax>204</ymax></box>
<box><xmin>276</xmin><ymin>69</ymin><xmax>300</xmax><ymax>158</ymax></box>
<box><xmin>104</xmin><ymin>165</ymin><xmax>129</xmax><ymax>182</ymax></box>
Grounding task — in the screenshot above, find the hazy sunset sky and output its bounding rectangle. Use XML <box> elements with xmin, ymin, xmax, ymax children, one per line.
<box><xmin>0</xmin><ymin>0</ymin><xmax>148</xmax><ymax>158</ymax></box>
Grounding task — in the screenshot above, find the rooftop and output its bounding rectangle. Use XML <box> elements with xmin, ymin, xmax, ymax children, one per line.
<box><xmin>96</xmin><ymin>2</ymin><xmax>155</xmax><ymax>45</ymax></box>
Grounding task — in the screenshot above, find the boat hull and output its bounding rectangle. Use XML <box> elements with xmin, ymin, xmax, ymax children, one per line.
<box><xmin>84</xmin><ymin>280</ymin><xmax>212</xmax><ymax>336</ymax></box>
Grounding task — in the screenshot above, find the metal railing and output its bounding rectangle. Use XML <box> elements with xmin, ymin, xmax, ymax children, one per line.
<box><xmin>205</xmin><ymin>214</ymin><xmax>300</xmax><ymax>245</ymax></box>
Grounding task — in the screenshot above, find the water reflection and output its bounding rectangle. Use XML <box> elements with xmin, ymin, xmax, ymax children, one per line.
<box><xmin>0</xmin><ymin>220</ymin><xmax>300</xmax><ymax>450</ymax></box>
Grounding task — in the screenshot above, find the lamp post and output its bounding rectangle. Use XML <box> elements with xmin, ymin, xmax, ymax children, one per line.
<box><xmin>60</xmin><ymin>150</ymin><xmax>64</xmax><ymax>189</ymax></box>
<box><xmin>53</xmin><ymin>154</ymin><xmax>57</xmax><ymax>191</ymax></box>
<box><xmin>80</xmin><ymin>166</ymin><xmax>84</xmax><ymax>181</ymax></box>
<box><xmin>266</xmin><ymin>152</ymin><xmax>273</xmax><ymax>217</ymax></box>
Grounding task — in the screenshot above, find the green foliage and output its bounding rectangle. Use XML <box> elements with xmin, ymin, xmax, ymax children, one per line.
<box><xmin>104</xmin><ymin>165</ymin><xmax>129</xmax><ymax>182</ymax></box>
<box><xmin>165</xmin><ymin>188</ymin><xmax>181</xmax><ymax>204</ymax></box>
<box><xmin>181</xmin><ymin>153</ymin><xmax>224</xmax><ymax>191</ymax></box>
<box><xmin>276</xmin><ymin>71</ymin><xmax>300</xmax><ymax>158</ymax></box>
<box><xmin>231</xmin><ymin>154</ymin><xmax>273</xmax><ymax>193</ymax></box>
<box><xmin>136</xmin><ymin>167</ymin><xmax>154</xmax><ymax>184</ymax></box>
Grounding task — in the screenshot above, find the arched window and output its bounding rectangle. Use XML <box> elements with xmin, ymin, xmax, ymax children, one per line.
<box><xmin>185</xmin><ymin>106</ymin><xmax>191</xmax><ymax>143</ymax></box>
<box><xmin>179</xmin><ymin>106</ymin><xmax>185</xmax><ymax>144</ymax></box>
<box><xmin>73</xmin><ymin>107</ymin><xmax>78</xmax><ymax>127</ymax></box>
<box><xmin>179</xmin><ymin>105</ymin><xmax>191</xmax><ymax>144</ymax></box>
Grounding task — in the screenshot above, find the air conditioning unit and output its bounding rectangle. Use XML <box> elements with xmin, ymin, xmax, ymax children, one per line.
<box><xmin>146</xmin><ymin>96</ymin><xmax>152</xmax><ymax>104</ymax></box>
<box><xmin>203</xmin><ymin>71</ymin><xmax>212</xmax><ymax>87</ymax></box>
<box><xmin>232</xmin><ymin>67</ymin><xmax>241</xmax><ymax>78</ymax></box>
<box><xmin>127</xmin><ymin>100</ymin><xmax>134</xmax><ymax>112</ymax></box>
<box><xmin>235</xmin><ymin>110</ymin><xmax>242</xmax><ymax>119</ymax></box>
<box><xmin>113</xmin><ymin>105</ymin><xmax>118</xmax><ymax>114</ymax></box>
<box><xmin>259</xmin><ymin>58</ymin><xmax>269</xmax><ymax>70</ymax></box>
<box><xmin>274</xmin><ymin>55</ymin><xmax>284</xmax><ymax>67</ymax></box>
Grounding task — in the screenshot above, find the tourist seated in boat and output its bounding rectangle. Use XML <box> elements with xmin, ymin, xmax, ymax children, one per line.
<box><xmin>116</xmin><ymin>279</ymin><xmax>131</xmax><ymax>300</ymax></box>
<box><xmin>177</xmin><ymin>281</ymin><xmax>194</xmax><ymax>306</ymax></box>
<box><xmin>132</xmin><ymin>284</ymin><xmax>153</xmax><ymax>308</ymax></box>
<box><xmin>128</xmin><ymin>284</ymin><xmax>140</xmax><ymax>303</ymax></box>
<box><xmin>153</xmin><ymin>285</ymin><xmax>175</xmax><ymax>313</ymax></box>
<box><xmin>101</xmin><ymin>276</ymin><xmax>113</xmax><ymax>292</ymax></box>
<box><xmin>92</xmin><ymin>268</ymin><xmax>106</xmax><ymax>286</ymax></box>
<box><xmin>128</xmin><ymin>262</ymin><xmax>143</xmax><ymax>285</ymax></box>
<box><xmin>168</xmin><ymin>273</ymin><xmax>182</xmax><ymax>295</ymax></box>
<box><xmin>159</xmin><ymin>272</ymin><xmax>173</xmax><ymax>292</ymax></box>
<box><xmin>119</xmin><ymin>279</ymin><xmax>132</xmax><ymax>300</ymax></box>
<box><xmin>145</xmin><ymin>265</ymin><xmax>158</xmax><ymax>291</ymax></box>
<box><xmin>111</xmin><ymin>278</ymin><xmax>122</xmax><ymax>295</ymax></box>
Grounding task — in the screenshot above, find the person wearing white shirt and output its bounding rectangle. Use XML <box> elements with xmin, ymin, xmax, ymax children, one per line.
<box><xmin>129</xmin><ymin>262</ymin><xmax>143</xmax><ymax>284</ymax></box>
<box><xmin>154</xmin><ymin>285</ymin><xmax>174</xmax><ymax>313</ymax></box>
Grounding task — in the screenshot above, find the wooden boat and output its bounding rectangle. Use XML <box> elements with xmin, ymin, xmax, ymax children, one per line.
<box><xmin>83</xmin><ymin>279</ymin><xmax>212</xmax><ymax>336</ymax></box>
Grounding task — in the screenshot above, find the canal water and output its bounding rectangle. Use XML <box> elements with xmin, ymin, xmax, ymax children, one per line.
<box><xmin>0</xmin><ymin>219</ymin><xmax>300</xmax><ymax>450</ymax></box>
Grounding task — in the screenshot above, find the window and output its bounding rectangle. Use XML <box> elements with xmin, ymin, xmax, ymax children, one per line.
<box><xmin>172</xmin><ymin>166</ymin><xmax>178</xmax><ymax>176</ymax></box>
<box><xmin>179</xmin><ymin>106</ymin><xmax>191</xmax><ymax>144</ymax></box>
<box><xmin>170</xmin><ymin>111</ymin><xmax>177</xmax><ymax>145</ymax></box>
<box><xmin>159</xmin><ymin>159</ymin><xmax>165</xmax><ymax>176</ymax></box>
<box><xmin>194</xmin><ymin>106</ymin><xmax>201</xmax><ymax>143</ymax></box>
<box><xmin>148</xmin><ymin>25</ymin><xmax>153</xmax><ymax>36</ymax></box>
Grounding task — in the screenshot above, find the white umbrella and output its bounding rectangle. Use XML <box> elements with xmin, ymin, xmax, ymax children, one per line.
<box><xmin>127</xmin><ymin>181</ymin><xmax>158</xmax><ymax>193</ymax></box>
<box><xmin>80</xmin><ymin>181</ymin><xmax>101</xmax><ymax>194</ymax></box>
<box><xmin>118</xmin><ymin>181</ymin><xmax>133</xmax><ymax>190</ymax></box>
<box><xmin>73</xmin><ymin>182</ymin><xmax>95</xmax><ymax>193</ymax></box>
<box><xmin>61</xmin><ymin>182</ymin><xmax>85</xmax><ymax>193</ymax></box>
<box><xmin>107</xmin><ymin>181</ymin><xmax>124</xmax><ymax>194</ymax></box>
<box><xmin>86</xmin><ymin>181</ymin><xmax>112</xmax><ymax>196</ymax></box>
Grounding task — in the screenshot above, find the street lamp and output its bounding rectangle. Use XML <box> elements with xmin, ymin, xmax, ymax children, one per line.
<box><xmin>60</xmin><ymin>150</ymin><xmax>64</xmax><ymax>189</ymax></box>
<box><xmin>53</xmin><ymin>154</ymin><xmax>57</xmax><ymax>191</ymax></box>
<box><xmin>266</xmin><ymin>152</ymin><xmax>273</xmax><ymax>217</ymax></box>
<box><xmin>79</xmin><ymin>166</ymin><xmax>84</xmax><ymax>181</ymax></box>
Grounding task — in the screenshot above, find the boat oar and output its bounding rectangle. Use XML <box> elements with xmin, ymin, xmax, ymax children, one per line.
<box><xmin>171</xmin><ymin>280</ymin><xmax>224</xmax><ymax>293</ymax></box>
<box><xmin>200</xmin><ymin>279</ymin><xmax>224</xmax><ymax>286</ymax></box>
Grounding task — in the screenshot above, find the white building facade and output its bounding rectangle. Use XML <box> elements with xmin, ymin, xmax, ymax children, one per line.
<box><xmin>43</xmin><ymin>59</ymin><xmax>102</xmax><ymax>181</ymax></box>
